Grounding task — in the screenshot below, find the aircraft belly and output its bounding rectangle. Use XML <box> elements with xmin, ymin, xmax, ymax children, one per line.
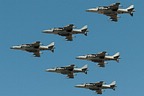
<box><xmin>25</xmin><ymin>48</ymin><xmax>38</xmax><ymax>52</ymax></box>
<box><xmin>56</xmin><ymin>69</ymin><xmax>65</xmax><ymax>74</ymax></box>
<box><xmin>98</xmin><ymin>9</ymin><xmax>113</xmax><ymax>14</ymax></box>
<box><xmin>58</xmin><ymin>70</ymin><xmax>70</xmax><ymax>74</ymax></box>
<box><xmin>58</xmin><ymin>32</ymin><xmax>70</xmax><ymax>36</ymax></box>
<box><xmin>88</xmin><ymin>58</ymin><xmax>103</xmax><ymax>62</ymax></box>
<box><xmin>99</xmin><ymin>9</ymin><xmax>117</xmax><ymax>16</ymax></box>
<box><xmin>89</xmin><ymin>86</ymin><xmax>99</xmax><ymax>90</ymax></box>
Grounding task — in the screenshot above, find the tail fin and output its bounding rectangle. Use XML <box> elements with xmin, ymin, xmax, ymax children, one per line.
<box><xmin>113</xmin><ymin>52</ymin><xmax>120</xmax><ymax>62</ymax></box>
<box><xmin>81</xmin><ymin>25</ymin><xmax>88</xmax><ymax>36</ymax></box>
<box><xmin>48</xmin><ymin>42</ymin><xmax>55</xmax><ymax>52</ymax></box>
<box><xmin>110</xmin><ymin>81</ymin><xmax>116</xmax><ymax>90</ymax></box>
<box><xmin>127</xmin><ymin>5</ymin><xmax>135</xmax><ymax>16</ymax></box>
<box><xmin>81</xmin><ymin>64</ymin><xmax>88</xmax><ymax>74</ymax></box>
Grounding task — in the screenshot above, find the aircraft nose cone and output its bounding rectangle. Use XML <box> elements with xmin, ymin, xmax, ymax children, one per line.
<box><xmin>10</xmin><ymin>46</ymin><xmax>14</xmax><ymax>49</ymax></box>
<box><xmin>10</xmin><ymin>46</ymin><xmax>21</xmax><ymax>49</ymax></box>
<box><xmin>10</xmin><ymin>46</ymin><xmax>17</xmax><ymax>49</ymax></box>
<box><xmin>45</xmin><ymin>69</ymin><xmax>52</xmax><ymax>72</ymax></box>
<box><xmin>86</xmin><ymin>8</ymin><xmax>98</xmax><ymax>12</ymax></box>
<box><xmin>42</xmin><ymin>30</ymin><xmax>48</xmax><ymax>33</ymax></box>
<box><xmin>42</xmin><ymin>29</ymin><xmax>53</xmax><ymax>33</ymax></box>
<box><xmin>75</xmin><ymin>84</ymin><xmax>85</xmax><ymax>88</ymax></box>
<box><xmin>86</xmin><ymin>9</ymin><xmax>91</xmax><ymax>12</ymax></box>
<box><xmin>76</xmin><ymin>56</ymin><xmax>87</xmax><ymax>59</ymax></box>
<box><xmin>45</xmin><ymin>69</ymin><xmax>49</xmax><ymax>72</ymax></box>
<box><xmin>45</xmin><ymin>69</ymin><xmax>55</xmax><ymax>72</ymax></box>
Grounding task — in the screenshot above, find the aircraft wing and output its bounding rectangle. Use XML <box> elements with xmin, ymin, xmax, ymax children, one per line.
<box><xmin>65</xmin><ymin>34</ymin><xmax>73</xmax><ymax>41</ymax></box>
<box><xmin>109</xmin><ymin>2</ymin><xmax>120</xmax><ymax>11</ymax></box>
<box><xmin>64</xmin><ymin>65</ymin><xmax>74</xmax><ymax>78</ymax></box>
<box><xmin>94</xmin><ymin>81</ymin><xmax>104</xmax><ymax>87</ymax></box>
<box><xmin>64</xmin><ymin>24</ymin><xmax>74</xmax><ymax>32</ymax></box>
<box><xmin>33</xmin><ymin>51</ymin><xmax>40</xmax><ymax>57</ymax></box>
<box><xmin>107</xmin><ymin>14</ymin><xmax>118</xmax><ymax>22</ymax></box>
<box><xmin>98</xmin><ymin>61</ymin><xmax>105</xmax><ymax>67</ymax></box>
<box><xmin>96</xmin><ymin>51</ymin><xmax>107</xmax><ymax>57</ymax></box>
<box><xmin>61</xmin><ymin>64</ymin><xmax>74</xmax><ymax>71</ymax></box>
<box><xmin>67</xmin><ymin>72</ymin><xmax>74</xmax><ymax>78</ymax></box>
<box><xmin>31</xmin><ymin>41</ymin><xmax>40</xmax><ymax>48</ymax></box>
<box><xmin>96</xmin><ymin>89</ymin><xmax>102</xmax><ymax>94</ymax></box>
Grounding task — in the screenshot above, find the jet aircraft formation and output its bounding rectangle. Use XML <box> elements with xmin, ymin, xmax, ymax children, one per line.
<box><xmin>10</xmin><ymin>2</ymin><xmax>135</xmax><ymax>95</ymax></box>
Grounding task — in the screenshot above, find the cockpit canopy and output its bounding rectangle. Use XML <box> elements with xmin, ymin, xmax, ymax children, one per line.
<box><xmin>97</xmin><ymin>6</ymin><xmax>108</xmax><ymax>10</ymax></box>
<box><xmin>86</xmin><ymin>54</ymin><xmax>96</xmax><ymax>58</ymax></box>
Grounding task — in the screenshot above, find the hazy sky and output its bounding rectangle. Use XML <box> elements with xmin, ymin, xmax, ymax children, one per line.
<box><xmin>0</xmin><ymin>0</ymin><xmax>143</xmax><ymax>96</ymax></box>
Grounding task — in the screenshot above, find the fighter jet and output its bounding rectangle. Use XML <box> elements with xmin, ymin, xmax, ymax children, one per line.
<box><xmin>86</xmin><ymin>2</ymin><xmax>135</xmax><ymax>22</ymax></box>
<box><xmin>42</xmin><ymin>24</ymin><xmax>88</xmax><ymax>41</ymax></box>
<box><xmin>75</xmin><ymin>81</ymin><xmax>116</xmax><ymax>94</ymax></box>
<box><xmin>10</xmin><ymin>41</ymin><xmax>55</xmax><ymax>57</ymax></box>
<box><xmin>76</xmin><ymin>51</ymin><xmax>120</xmax><ymax>67</ymax></box>
<box><xmin>46</xmin><ymin>64</ymin><xmax>88</xmax><ymax>78</ymax></box>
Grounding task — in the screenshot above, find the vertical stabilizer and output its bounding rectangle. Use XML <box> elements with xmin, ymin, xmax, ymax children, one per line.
<box><xmin>113</xmin><ymin>52</ymin><xmax>120</xmax><ymax>62</ymax></box>
<box><xmin>48</xmin><ymin>42</ymin><xmax>55</xmax><ymax>52</ymax></box>
<box><xmin>127</xmin><ymin>5</ymin><xmax>134</xmax><ymax>10</ymax></box>
<box><xmin>110</xmin><ymin>81</ymin><xmax>116</xmax><ymax>90</ymax></box>
<box><xmin>81</xmin><ymin>64</ymin><xmax>88</xmax><ymax>74</ymax></box>
<box><xmin>127</xmin><ymin>5</ymin><xmax>135</xmax><ymax>16</ymax></box>
<box><xmin>110</xmin><ymin>81</ymin><xmax>116</xmax><ymax>86</ymax></box>
<box><xmin>81</xmin><ymin>25</ymin><xmax>88</xmax><ymax>36</ymax></box>
<box><xmin>81</xmin><ymin>64</ymin><xmax>88</xmax><ymax>69</ymax></box>
<box><xmin>81</xmin><ymin>25</ymin><xmax>88</xmax><ymax>32</ymax></box>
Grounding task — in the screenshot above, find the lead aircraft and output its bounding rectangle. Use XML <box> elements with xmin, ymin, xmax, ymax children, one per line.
<box><xmin>86</xmin><ymin>2</ymin><xmax>135</xmax><ymax>22</ymax></box>
<box><xmin>10</xmin><ymin>41</ymin><xmax>55</xmax><ymax>57</ymax></box>
<box><xmin>42</xmin><ymin>24</ymin><xmax>88</xmax><ymax>41</ymax></box>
